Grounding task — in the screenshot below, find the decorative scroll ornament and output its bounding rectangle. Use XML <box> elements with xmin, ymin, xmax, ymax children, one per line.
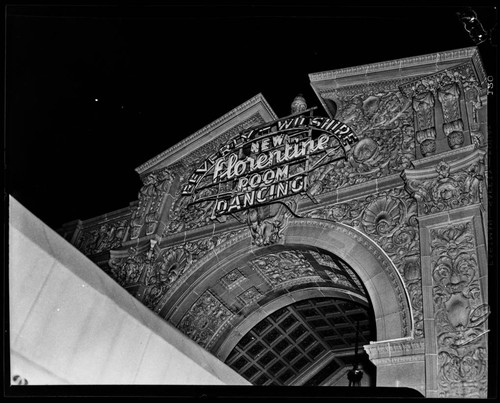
<box><xmin>431</xmin><ymin>222</ymin><xmax>489</xmax><ymax>398</ymax></box>
<box><xmin>402</xmin><ymin>150</ymin><xmax>486</xmax><ymax>216</ymax></box>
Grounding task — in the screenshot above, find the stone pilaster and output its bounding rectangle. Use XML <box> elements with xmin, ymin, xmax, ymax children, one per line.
<box><xmin>403</xmin><ymin>148</ymin><xmax>489</xmax><ymax>398</ymax></box>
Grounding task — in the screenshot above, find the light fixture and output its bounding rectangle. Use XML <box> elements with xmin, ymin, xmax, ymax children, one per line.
<box><xmin>457</xmin><ymin>8</ymin><xmax>489</xmax><ymax>45</ymax></box>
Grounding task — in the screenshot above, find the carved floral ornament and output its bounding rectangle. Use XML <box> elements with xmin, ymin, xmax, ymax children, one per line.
<box><xmin>402</xmin><ymin>149</ymin><xmax>486</xmax><ymax>216</ymax></box>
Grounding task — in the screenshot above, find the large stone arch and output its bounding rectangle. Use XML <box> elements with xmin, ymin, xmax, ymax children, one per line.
<box><xmin>158</xmin><ymin>218</ymin><xmax>413</xmax><ymax>347</ymax></box>
<box><xmin>283</xmin><ymin>219</ymin><xmax>414</xmax><ymax>342</ymax></box>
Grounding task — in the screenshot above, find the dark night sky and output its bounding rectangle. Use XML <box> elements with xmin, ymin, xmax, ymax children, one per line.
<box><xmin>5</xmin><ymin>3</ymin><xmax>498</xmax><ymax>230</ymax></box>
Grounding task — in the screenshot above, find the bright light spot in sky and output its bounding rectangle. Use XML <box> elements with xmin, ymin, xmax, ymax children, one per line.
<box><xmin>95</xmin><ymin>98</ymin><xmax>99</xmax><ymax>102</ymax></box>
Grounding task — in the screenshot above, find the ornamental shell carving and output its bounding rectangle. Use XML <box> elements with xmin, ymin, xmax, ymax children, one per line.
<box><xmin>361</xmin><ymin>195</ymin><xmax>405</xmax><ymax>237</ymax></box>
<box><xmin>353</xmin><ymin>137</ymin><xmax>379</xmax><ymax>163</ymax></box>
<box><xmin>157</xmin><ymin>248</ymin><xmax>186</xmax><ymax>285</ymax></box>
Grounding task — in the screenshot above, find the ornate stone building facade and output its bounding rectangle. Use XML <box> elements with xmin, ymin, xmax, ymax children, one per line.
<box><xmin>59</xmin><ymin>47</ymin><xmax>490</xmax><ymax>397</ymax></box>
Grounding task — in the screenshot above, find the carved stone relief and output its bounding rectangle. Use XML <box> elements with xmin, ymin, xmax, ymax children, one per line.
<box><xmin>141</xmin><ymin>247</ymin><xmax>189</xmax><ymax>310</ymax></box>
<box><xmin>250</xmin><ymin>250</ymin><xmax>322</xmax><ymax>289</ymax></box>
<box><xmin>144</xmin><ymin>229</ymin><xmax>247</xmax><ymax>311</ymax></box>
<box><xmin>403</xmin><ymin>156</ymin><xmax>485</xmax><ymax>216</ymax></box>
<box><xmin>304</xmin><ymin>187</ymin><xmax>423</xmax><ymax>338</ymax></box>
<box><xmin>237</xmin><ymin>286</ymin><xmax>263</xmax><ymax>305</ymax></box>
<box><xmin>412</xmin><ymin>83</ymin><xmax>437</xmax><ymax>156</ymax></box>
<box><xmin>462</xmin><ymin>76</ymin><xmax>485</xmax><ymax>147</ymax></box>
<box><xmin>246</xmin><ymin>198</ymin><xmax>299</xmax><ymax>247</ymax></box>
<box><xmin>430</xmin><ymin>222</ymin><xmax>489</xmax><ymax>398</ymax></box>
<box><xmin>319</xmin><ymin>84</ymin><xmax>415</xmax><ymax>193</ymax></box>
<box><xmin>399</xmin><ymin>62</ymin><xmax>486</xmax><ymax>154</ymax></box>
<box><xmin>177</xmin><ymin>290</ymin><xmax>234</xmax><ymax>349</ymax></box>
<box><xmin>437</xmin><ymin>75</ymin><xmax>464</xmax><ymax>149</ymax></box>
<box><xmin>153</xmin><ymin>228</ymin><xmax>248</xmax><ymax>314</ymax></box>
<box><xmin>220</xmin><ymin>268</ymin><xmax>246</xmax><ymax>290</ymax></box>
<box><xmin>108</xmin><ymin>246</ymin><xmax>155</xmax><ymax>289</ymax></box>
<box><xmin>128</xmin><ymin>167</ymin><xmax>174</xmax><ymax>240</ymax></box>
<box><xmin>106</xmin><ymin>228</ymin><xmax>247</xmax><ymax>311</ymax></box>
<box><xmin>75</xmin><ymin>218</ymin><xmax>129</xmax><ymax>256</ymax></box>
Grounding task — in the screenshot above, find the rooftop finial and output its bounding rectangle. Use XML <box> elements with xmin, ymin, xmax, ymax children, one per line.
<box><xmin>291</xmin><ymin>94</ymin><xmax>307</xmax><ymax>114</ymax></box>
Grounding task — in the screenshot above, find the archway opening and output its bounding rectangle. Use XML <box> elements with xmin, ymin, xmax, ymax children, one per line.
<box><xmin>165</xmin><ymin>219</ymin><xmax>412</xmax><ymax>386</ymax></box>
<box><xmin>212</xmin><ymin>244</ymin><xmax>377</xmax><ymax>386</ymax></box>
<box><xmin>224</xmin><ymin>296</ymin><xmax>376</xmax><ymax>386</ymax></box>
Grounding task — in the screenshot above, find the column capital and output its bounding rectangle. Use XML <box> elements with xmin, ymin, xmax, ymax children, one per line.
<box><xmin>401</xmin><ymin>148</ymin><xmax>486</xmax><ymax>216</ymax></box>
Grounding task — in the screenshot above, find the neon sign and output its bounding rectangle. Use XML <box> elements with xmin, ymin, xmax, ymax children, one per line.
<box><xmin>182</xmin><ymin>111</ymin><xmax>358</xmax><ymax>218</ymax></box>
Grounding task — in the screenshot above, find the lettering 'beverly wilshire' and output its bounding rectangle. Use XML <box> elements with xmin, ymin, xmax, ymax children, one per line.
<box><xmin>181</xmin><ymin>114</ymin><xmax>358</xmax><ymax>218</ymax></box>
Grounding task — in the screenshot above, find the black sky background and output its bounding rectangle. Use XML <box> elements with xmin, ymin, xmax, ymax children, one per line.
<box><xmin>5</xmin><ymin>3</ymin><xmax>498</xmax><ymax>230</ymax></box>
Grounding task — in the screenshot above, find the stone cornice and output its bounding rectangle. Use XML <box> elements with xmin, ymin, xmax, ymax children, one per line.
<box><xmin>403</xmin><ymin>148</ymin><xmax>486</xmax><ymax>184</ymax></box>
<box><xmin>364</xmin><ymin>339</ymin><xmax>425</xmax><ymax>361</ymax></box>
<box><xmin>309</xmin><ymin>47</ymin><xmax>480</xmax><ymax>83</ymax></box>
<box><xmin>135</xmin><ymin>93</ymin><xmax>278</xmax><ymax>175</ymax></box>
<box><xmin>410</xmin><ymin>144</ymin><xmax>477</xmax><ymax>169</ymax></box>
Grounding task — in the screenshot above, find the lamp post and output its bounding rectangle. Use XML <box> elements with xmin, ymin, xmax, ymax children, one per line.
<box><xmin>347</xmin><ymin>320</ymin><xmax>363</xmax><ymax>387</ymax></box>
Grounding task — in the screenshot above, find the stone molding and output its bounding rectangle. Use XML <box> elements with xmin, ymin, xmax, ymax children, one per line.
<box><xmin>309</xmin><ymin>47</ymin><xmax>482</xmax><ymax>83</ymax></box>
<box><xmin>398</xmin><ymin>61</ymin><xmax>484</xmax><ymax>99</ymax></box>
<box><xmin>364</xmin><ymin>339</ymin><xmax>425</xmax><ymax>366</ymax></box>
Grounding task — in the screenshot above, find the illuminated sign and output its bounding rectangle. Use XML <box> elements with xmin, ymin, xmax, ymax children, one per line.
<box><xmin>182</xmin><ymin>112</ymin><xmax>358</xmax><ymax>218</ymax></box>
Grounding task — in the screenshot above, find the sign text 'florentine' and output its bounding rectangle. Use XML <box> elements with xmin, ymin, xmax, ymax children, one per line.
<box><xmin>182</xmin><ymin>114</ymin><xmax>358</xmax><ymax>218</ymax></box>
